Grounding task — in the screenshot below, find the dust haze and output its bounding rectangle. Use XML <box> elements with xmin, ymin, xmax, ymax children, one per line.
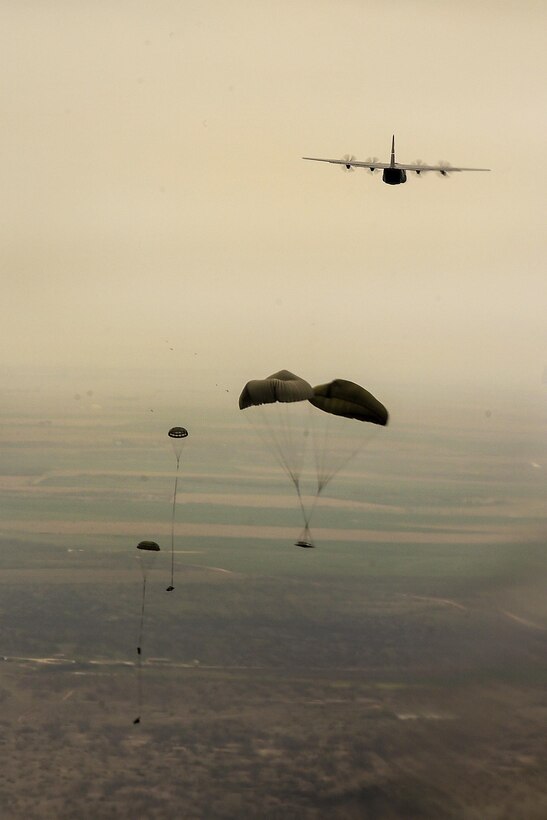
<box><xmin>1</xmin><ymin>0</ymin><xmax>546</xmax><ymax>818</ymax></box>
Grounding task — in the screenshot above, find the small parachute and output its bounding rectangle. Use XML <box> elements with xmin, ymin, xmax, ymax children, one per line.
<box><xmin>167</xmin><ymin>427</ymin><xmax>189</xmax><ymax>590</ymax></box>
<box><xmin>239</xmin><ymin>370</ymin><xmax>388</xmax><ymax>547</ymax></box>
<box><xmin>137</xmin><ymin>540</ymin><xmax>161</xmax><ymax>552</ymax></box>
<box><xmin>168</xmin><ymin>426</ymin><xmax>189</xmax><ymax>439</ymax></box>
<box><xmin>134</xmin><ymin>540</ymin><xmax>160</xmax><ymax>725</ymax></box>
<box><xmin>168</xmin><ymin>426</ymin><xmax>188</xmax><ymax>461</ymax></box>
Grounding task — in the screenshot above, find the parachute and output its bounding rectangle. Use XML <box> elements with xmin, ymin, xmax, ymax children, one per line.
<box><xmin>308</xmin><ymin>378</ymin><xmax>388</xmax><ymax>494</ymax></box>
<box><xmin>239</xmin><ymin>371</ymin><xmax>388</xmax><ymax>548</ymax></box>
<box><xmin>166</xmin><ymin>427</ymin><xmax>189</xmax><ymax>591</ymax></box>
<box><xmin>134</xmin><ymin>540</ymin><xmax>160</xmax><ymax>725</ymax></box>
<box><xmin>239</xmin><ymin>370</ymin><xmax>313</xmax><ymax>492</ymax></box>
<box><xmin>168</xmin><ymin>425</ymin><xmax>188</xmax><ymax>446</ymax></box>
<box><xmin>309</xmin><ymin>379</ymin><xmax>389</xmax><ymax>426</ymax></box>
<box><xmin>239</xmin><ymin>370</ymin><xmax>314</xmax><ymax>408</ymax></box>
<box><xmin>239</xmin><ymin>370</ymin><xmax>315</xmax><ymax>544</ymax></box>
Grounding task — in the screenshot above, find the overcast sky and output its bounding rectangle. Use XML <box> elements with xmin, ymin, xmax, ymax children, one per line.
<box><xmin>1</xmin><ymin>0</ymin><xmax>545</xmax><ymax>399</ymax></box>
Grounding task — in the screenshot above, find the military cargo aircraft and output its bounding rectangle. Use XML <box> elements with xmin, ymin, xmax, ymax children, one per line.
<box><xmin>303</xmin><ymin>135</ymin><xmax>490</xmax><ymax>185</ymax></box>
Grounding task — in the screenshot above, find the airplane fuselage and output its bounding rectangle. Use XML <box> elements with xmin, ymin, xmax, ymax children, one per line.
<box><xmin>382</xmin><ymin>167</ymin><xmax>407</xmax><ymax>185</ymax></box>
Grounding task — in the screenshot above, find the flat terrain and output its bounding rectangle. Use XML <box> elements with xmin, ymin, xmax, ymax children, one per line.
<box><xmin>2</xmin><ymin>660</ymin><xmax>547</xmax><ymax>820</ymax></box>
<box><xmin>0</xmin><ymin>379</ymin><xmax>546</xmax><ymax>817</ymax></box>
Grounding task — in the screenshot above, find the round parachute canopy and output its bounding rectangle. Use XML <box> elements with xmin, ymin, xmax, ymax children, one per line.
<box><xmin>168</xmin><ymin>427</ymin><xmax>188</xmax><ymax>439</ymax></box>
<box><xmin>309</xmin><ymin>379</ymin><xmax>388</xmax><ymax>426</ymax></box>
<box><xmin>137</xmin><ymin>541</ymin><xmax>160</xmax><ymax>552</ymax></box>
<box><xmin>239</xmin><ymin>370</ymin><xmax>314</xmax><ymax>409</ymax></box>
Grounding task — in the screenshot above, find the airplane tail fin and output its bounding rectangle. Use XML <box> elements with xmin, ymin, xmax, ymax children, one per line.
<box><xmin>390</xmin><ymin>135</ymin><xmax>395</xmax><ymax>167</ymax></box>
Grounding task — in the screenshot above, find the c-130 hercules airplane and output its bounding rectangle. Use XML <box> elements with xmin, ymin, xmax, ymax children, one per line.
<box><xmin>303</xmin><ymin>135</ymin><xmax>490</xmax><ymax>185</ymax></box>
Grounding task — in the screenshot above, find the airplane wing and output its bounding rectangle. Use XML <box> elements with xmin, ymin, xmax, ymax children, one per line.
<box><xmin>302</xmin><ymin>157</ymin><xmax>491</xmax><ymax>173</ymax></box>
<box><xmin>302</xmin><ymin>157</ymin><xmax>390</xmax><ymax>170</ymax></box>
<box><xmin>396</xmin><ymin>163</ymin><xmax>491</xmax><ymax>173</ymax></box>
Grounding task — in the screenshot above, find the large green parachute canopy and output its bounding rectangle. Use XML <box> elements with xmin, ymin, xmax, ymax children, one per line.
<box><xmin>309</xmin><ymin>379</ymin><xmax>389</xmax><ymax>426</ymax></box>
<box><xmin>239</xmin><ymin>370</ymin><xmax>314</xmax><ymax>408</ymax></box>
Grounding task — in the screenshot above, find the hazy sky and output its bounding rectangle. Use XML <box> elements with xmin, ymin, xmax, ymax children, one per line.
<box><xmin>1</xmin><ymin>0</ymin><xmax>546</xmax><ymax>396</ymax></box>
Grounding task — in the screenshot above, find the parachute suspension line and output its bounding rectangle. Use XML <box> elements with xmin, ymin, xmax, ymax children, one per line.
<box><xmin>304</xmin><ymin>480</ymin><xmax>323</xmax><ymax>523</ymax></box>
<box><xmin>294</xmin><ymin>481</ymin><xmax>315</xmax><ymax>546</ymax></box>
<box><xmin>252</xmin><ymin>402</ymin><xmax>313</xmax><ymax>545</ymax></box>
<box><xmin>167</xmin><ymin>454</ymin><xmax>180</xmax><ymax>592</ymax></box>
<box><xmin>134</xmin><ymin>575</ymin><xmax>147</xmax><ymax>725</ymax></box>
<box><xmin>263</xmin><ymin>421</ymin><xmax>300</xmax><ymax>487</ymax></box>
<box><xmin>295</xmin><ymin>482</ymin><xmax>307</xmax><ymax>524</ymax></box>
<box><xmin>246</xmin><ymin>405</ymin><xmax>304</xmax><ymax>490</ymax></box>
<box><xmin>137</xmin><ymin>576</ymin><xmax>147</xmax><ymax>654</ymax></box>
<box><xmin>312</xmin><ymin>411</ymin><xmax>371</xmax><ymax>492</ymax></box>
<box><xmin>134</xmin><ymin>540</ymin><xmax>160</xmax><ymax>725</ymax></box>
<box><xmin>278</xmin><ymin>401</ymin><xmax>310</xmax><ymax>488</ymax></box>
<box><xmin>267</xmin><ymin>402</ymin><xmax>304</xmax><ymax>487</ymax></box>
<box><xmin>133</xmin><ymin>541</ymin><xmax>160</xmax><ymax>723</ymax></box>
<box><xmin>247</xmin><ymin>406</ymin><xmax>308</xmax><ymax>540</ymax></box>
<box><xmin>166</xmin><ymin>427</ymin><xmax>188</xmax><ymax>592</ymax></box>
<box><xmin>312</xmin><ymin>408</ymin><xmax>338</xmax><ymax>492</ymax></box>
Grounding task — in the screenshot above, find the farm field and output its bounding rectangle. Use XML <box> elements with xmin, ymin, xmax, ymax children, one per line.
<box><xmin>0</xmin><ymin>377</ymin><xmax>546</xmax><ymax>817</ymax></box>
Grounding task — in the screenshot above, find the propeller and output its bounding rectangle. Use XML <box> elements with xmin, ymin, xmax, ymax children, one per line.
<box><xmin>340</xmin><ymin>154</ymin><xmax>357</xmax><ymax>172</ymax></box>
<box><xmin>412</xmin><ymin>160</ymin><xmax>426</xmax><ymax>177</ymax></box>
<box><xmin>364</xmin><ymin>157</ymin><xmax>380</xmax><ymax>174</ymax></box>
<box><xmin>437</xmin><ymin>161</ymin><xmax>453</xmax><ymax>178</ymax></box>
